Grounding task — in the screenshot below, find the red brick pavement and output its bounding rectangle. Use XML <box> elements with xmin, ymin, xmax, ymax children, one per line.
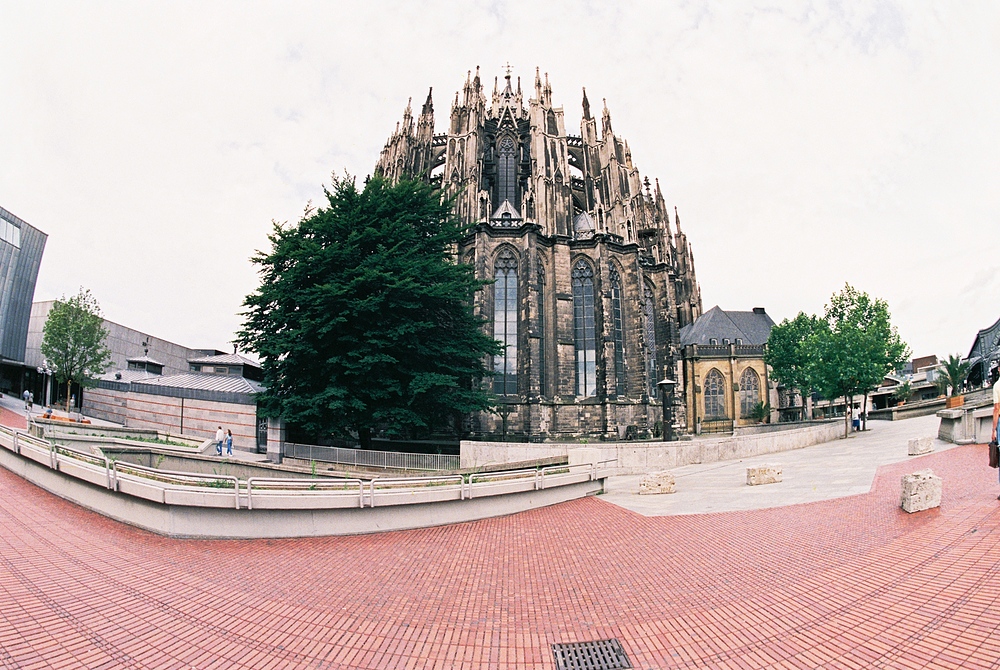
<box><xmin>0</xmin><ymin>405</ymin><xmax>27</xmax><ymax>431</ymax></box>
<box><xmin>1</xmin><ymin>445</ymin><xmax>1000</xmax><ymax>669</ymax></box>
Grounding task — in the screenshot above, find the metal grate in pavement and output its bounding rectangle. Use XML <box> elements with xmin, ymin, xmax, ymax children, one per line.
<box><xmin>552</xmin><ymin>638</ymin><xmax>632</xmax><ymax>670</ymax></box>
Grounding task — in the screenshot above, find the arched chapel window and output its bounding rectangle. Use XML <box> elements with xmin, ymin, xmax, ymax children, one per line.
<box><xmin>572</xmin><ymin>260</ymin><xmax>596</xmax><ymax>397</ymax></box>
<box><xmin>493</xmin><ymin>249</ymin><xmax>518</xmax><ymax>395</ymax></box>
<box><xmin>704</xmin><ymin>369</ymin><xmax>726</xmax><ymax>419</ymax></box>
<box><xmin>537</xmin><ymin>264</ymin><xmax>546</xmax><ymax>396</ymax></box>
<box><xmin>740</xmin><ymin>368</ymin><xmax>761</xmax><ymax>418</ymax></box>
<box><xmin>497</xmin><ymin>136</ymin><xmax>517</xmax><ymax>207</ymax></box>
<box><xmin>643</xmin><ymin>284</ymin><xmax>657</xmax><ymax>397</ymax></box>
<box><xmin>609</xmin><ymin>266</ymin><xmax>625</xmax><ymax>397</ymax></box>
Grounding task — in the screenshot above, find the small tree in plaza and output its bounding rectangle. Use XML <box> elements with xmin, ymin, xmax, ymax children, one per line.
<box><xmin>764</xmin><ymin>312</ymin><xmax>824</xmax><ymax>420</ymax></box>
<box><xmin>40</xmin><ymin>288</ymin><xmax>112</xmax><ymax>413</ymax></box>
<box><xmin>936</xmin><ymin>354</ymin><xmax>970</xmax><ymax>398</ymax></box>
<box><xmin>809</xmin><ymin>284</ymin><xmax>910</xmax><ymax>437</ymax></box>
<box><xmin>238</xmin><ymin>175</ymin><xmax>501</xmax><ymax>449</ymax></box>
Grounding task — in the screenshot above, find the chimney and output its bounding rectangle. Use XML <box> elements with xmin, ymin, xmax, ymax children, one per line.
<box><xmin>752</xmin><ymin>307</ymin><xmax>766</xmax><ymax>314</ymax></box>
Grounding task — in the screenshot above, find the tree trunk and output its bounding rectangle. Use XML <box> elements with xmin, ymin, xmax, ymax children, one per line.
<box><xmin>844</xmin><ymin>393</ymin><xmax>852</xmax><ymax>438</ymax></box>
<box><xmin>358</xmin><ymin>426</ymin><xmax>372</xmax><ymax>451</ymax></box>
<box><xmin>65</xmin><ymin>379</ymin><xmax>72</xmax><ymax>415</ymax></box>
<box><xmin>862</xmin><ymin>393</ymin><xmax>869</xmax><ymax>431</ymax></box>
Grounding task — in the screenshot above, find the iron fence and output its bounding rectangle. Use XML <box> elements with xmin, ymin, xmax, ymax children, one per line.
<box><xmin>283</xmin><ymin>443</ymin><xmax>460</xmax><ymax>471</ymax></box>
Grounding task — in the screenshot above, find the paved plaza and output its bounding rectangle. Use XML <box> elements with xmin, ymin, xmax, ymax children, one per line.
<box><xmin>2</xmin><ymin>413</ymin><xmax>1000</xmax><ymax>668</ymax></box>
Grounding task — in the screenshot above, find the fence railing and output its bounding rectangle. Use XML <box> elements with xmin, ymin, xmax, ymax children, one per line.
<box><xmin>284</xmin><ymin>442</ymin><xmax>460</xmax><ymax>471</ymax></box>
<box><xmin>0</xmin><ymin>424</ymin><xmax>611</xmax><ymax>512</ymax></box>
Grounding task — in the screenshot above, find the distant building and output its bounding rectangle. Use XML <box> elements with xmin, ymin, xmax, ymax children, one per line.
<box><xmin>679</xmin><ymin>306</ymin><xmax>776</xmax><ymax>434</ymax></box>
<box><xmin>965</xmin><ymin>317</ymin><xmax>1000</xmax><ymax>388</ymax></box>
<box><xmin>0</xmin><ymin>206</ymin><xmax>47</xmax><ymax>396</ymax></box>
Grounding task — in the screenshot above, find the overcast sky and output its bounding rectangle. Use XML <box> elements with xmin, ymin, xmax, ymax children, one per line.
<box><xmin>2</xmin><ymin>2</ymin><xmax>997</xmax><ymax>360</ymax></box>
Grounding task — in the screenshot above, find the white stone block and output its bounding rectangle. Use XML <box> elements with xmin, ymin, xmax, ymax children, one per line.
<box><xmin>746</xmin><ymin>465</ymin><xmax>782</xmax><ymax>486</ymax></box>
<box><xmin>639</xmin><ymin>471</ymin><xmax>676</xmax><ymax>495</ymax></box>
<box><xmin>900</xmin><ymin>470</ymin><xmax>941</xmax><ymax>513</ymax></box>
<box><xmin>907</xmin><ymin>437</ymin><xmax>933</xmax><ymax>456</ymax></box>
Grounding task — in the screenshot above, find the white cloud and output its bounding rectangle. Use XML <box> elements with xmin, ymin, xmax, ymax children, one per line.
<box><xmin>1</xmin><ymin>1</ymin><xmax>997</xmax><ymax>357</ymax></box>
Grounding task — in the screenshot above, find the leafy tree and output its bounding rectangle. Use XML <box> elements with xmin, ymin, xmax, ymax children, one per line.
<box><xmin>809</xmin><ymin>284</ymin><xmax>910</xmax><ymax>437</ymax></box>
<box><xmin>40</xmin><ymin>288</ymin><xmax>112</xmax><ymax>413</ymax></box>
<box><xmin>764</xmin><ymin>312</ymin><xmax>823</xmax><ymax>420</ymax></box>
<box><xmin>238</xmin><ymin>175</ymin><xmax>501</xmax><ymax>449</ymax></box>
<box><xmin>936</xmin><ymin>354</ymin><xmax>970</xmax><ymax>398</ymax></box>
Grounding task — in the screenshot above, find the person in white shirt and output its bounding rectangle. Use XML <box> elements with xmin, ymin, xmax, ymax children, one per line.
<box><xmin>993</xmin><ymin>375</ymin><xmax>1000</xmax><ymax>499</ymax></box>
<box><xmin>215</xmin><ymin>426</ymin><xmax>225</xmax><ymax>456</ymax></box>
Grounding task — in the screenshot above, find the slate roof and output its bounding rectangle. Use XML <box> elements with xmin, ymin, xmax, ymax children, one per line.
<box><xmin>125</xmin><ymin>355</ymin><xmax>165</xmax><ymax>366</ymax></box>
<box><xmin>187</xmin><ymin>353</ymin><xmax>260</xmax><ymax>367</ymax></box>
<box><xmin>97</xmin><ymin>369</ymin><xmax>162</xmax><ymax>383</ymax></box>
<box><xmin>134</xmin><ymin>373</ymin><xmax>264</xmax><ymax>395</ymax></box>
<box><xmin>679</xmin><ymin>306</ymin><xmax>775</xmax><ymax>347</ymax></box>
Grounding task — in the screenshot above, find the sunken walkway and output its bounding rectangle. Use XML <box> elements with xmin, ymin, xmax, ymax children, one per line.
<box><xmin>1</xmin><ymin>419</ymin><xmax>999</xmax><ymax>668</ymax></box>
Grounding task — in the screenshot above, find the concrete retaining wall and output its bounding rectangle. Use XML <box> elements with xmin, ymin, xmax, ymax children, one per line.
<box><xmin>938</xmin><ymin>403</ymin><xmax>994</xmax><ymax>444</ymax></box>
<box><xmin>0</xmin><ymin>436</ymin><xmax>603</xmax><ymax>539</ymax></box>
<box><xmin>83</xmin><ymin>387</ymin><xmax>257</xmax><ymax>450</ymax></box>
<box><xmin>461</xmin><ymin>420</ymin><xmax>843</xmax><ymax>474</ymax></box>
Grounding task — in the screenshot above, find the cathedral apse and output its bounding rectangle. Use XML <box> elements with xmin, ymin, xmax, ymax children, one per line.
<box><xmin>375</xmin><ymin>66</ymin><xmax>702</xmax><ymax>440</ymax></box>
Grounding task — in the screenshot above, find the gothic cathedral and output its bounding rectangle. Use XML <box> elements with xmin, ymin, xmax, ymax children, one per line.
<box><xmin>376</xmin><ymin>67</ymin><xmax>702</xmax><ymax>440</ymax></box>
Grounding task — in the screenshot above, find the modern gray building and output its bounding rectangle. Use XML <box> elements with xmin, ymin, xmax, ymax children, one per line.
<box><xmin>0</xmin><ymin>206</ymin><xmax>47</xmax><ymax>395</ymax></box>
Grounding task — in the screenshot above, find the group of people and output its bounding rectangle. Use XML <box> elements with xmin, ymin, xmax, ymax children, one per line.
<box><xmin>21</xmin><ymin>389</ymin><xmax>33</xmax><ymax>412</ymax></box>
<box><xmin>215</xmin><ymin>426</ymin><xmax>233</xmax><ymax>456</ymax></box>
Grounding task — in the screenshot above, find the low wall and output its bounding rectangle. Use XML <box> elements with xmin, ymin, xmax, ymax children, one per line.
<box><xmin>938</xmin><ymin>403</ymin><xmax>994</xmax><ymax>444</ymax></box>
<box><xmin>869</xmin><ymin>398</ymin><xmax>946</xmax><ymax>422</ymax></box>
<box><xmin>461</xmin><ymin>420</ymin><xmax>842</xmax><ymax>474</ymax></box>
<box><xmin>83</xmin><ymin>387</ymin><xmax>258</xmax><ymax>450</ymax></box>
<box><xmin>0</xmin><ymin>429</ymin><xmax>604</xmax><ymax>539</ymax></box>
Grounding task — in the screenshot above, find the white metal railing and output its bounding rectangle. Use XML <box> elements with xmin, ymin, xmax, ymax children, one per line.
<box><xmin>283</xmin><ymin>442</ymin><xmax>460</xmax><ymax>471</ymax></box>
<box><xmin>0</xmin><ymin>424</ymin><xmax>612</xmax><ymax>511</ymax></box>
<box><xmin>246</xmin><ymin>477</ymin><xmax>365</xmax><ymax>510</ymax></box>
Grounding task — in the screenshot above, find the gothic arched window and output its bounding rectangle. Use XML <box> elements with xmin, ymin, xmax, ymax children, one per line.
<box><xmin>537</xmin><ymin>264</ymin><xmax>546</xmax><ymax>396</ymax></box>
<box><xmin>493</xmin><ymin>249</ymin><xmax>518</xmax><ymax>395</ymax></box>
<box><xmin>497</xmin><ymin>136</ymin><xmax>517</xmax><ymax>206</ymax></box>
<box><xmin>643</xmin><ymin>284</ymin><xmax>657</xmax><ymax>397</ymax></box>
<box><xmin>740</xmin><ymin>367</ymin><xmax>761</xmax><ymax>418</ymax></box>
<box><xmin>572</xmin><ymin>260</ymin><xmax>596</xmax><ymax>397</ymax></box>
<box><xmin>609</xmin><ymin>266</ymin><xmax>625</xmax><ymax>397</ymax></box>
<box><xmin>704</xmin><ymin>369</ymin><xmax>726</xmax><ymax>419</ymax></box>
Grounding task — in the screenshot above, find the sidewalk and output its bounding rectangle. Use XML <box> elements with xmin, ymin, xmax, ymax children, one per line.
<box><xmin>600</xmin><ymin>414</ymin><xmax>951</xmax><ymax>516</ymax></box>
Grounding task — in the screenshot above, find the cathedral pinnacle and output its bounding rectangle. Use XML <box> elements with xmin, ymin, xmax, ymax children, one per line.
<box><xmin>582</xmin><ymin>87</ymin><xmax>592</xmax><ymax>120</ymax></box>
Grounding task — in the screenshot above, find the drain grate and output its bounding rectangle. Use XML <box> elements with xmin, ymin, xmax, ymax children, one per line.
<box><xmin>552</xmin><ymin>638</ymin><xmax>632</xmax><ymax>670</ymax></box>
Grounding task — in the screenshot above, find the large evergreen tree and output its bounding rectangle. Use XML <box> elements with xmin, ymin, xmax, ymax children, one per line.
<box><xmin>238</xmin><ymin>175</ymin><xmax>501</xmax><ymax>448</ymax></box>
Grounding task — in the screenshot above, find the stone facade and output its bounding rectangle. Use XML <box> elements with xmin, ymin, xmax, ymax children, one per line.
<box><xmin>375</xmin><ymin>67</ymin><xmax>702</xmax><ymax>440</ymax></box>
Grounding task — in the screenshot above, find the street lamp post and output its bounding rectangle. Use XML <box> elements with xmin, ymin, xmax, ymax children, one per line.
<box><xmin>657</xmin><ymin>377</ymin><xmax>676</xmax><ymax>442</ymax></box>
<box><xmin>36</xmin><ymin>362</ymin><xmax>53</xmax><ymax>408</ymax></box>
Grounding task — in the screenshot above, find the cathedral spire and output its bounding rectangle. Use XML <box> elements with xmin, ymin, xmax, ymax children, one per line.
<box><xmin>582</xmin><ymin>87</ymin><xmax>591</xmax><ymax>120</ymax></box>
<box><xmin>421</xmin><ymin>88</ymin><xmax>433</xmax><ymax>116</ymax></box>
<box><xmin>674</xmin><ymin>206</ymin><xmax>683</xmax><ymax>235</ymax></box>
<box><xmin>602</xmin><ymin>98</ymin><xmax>613</xmax><ymax>138</ymax></box>
<box><xmin>534</xmin><ymin>67</ymin><xmax>543</xmax><ymax>99</ymax></box>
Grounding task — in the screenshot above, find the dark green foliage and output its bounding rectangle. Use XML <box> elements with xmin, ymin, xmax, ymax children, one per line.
<box><xmin>238</xmin><ymin>175</ymin><xmax>501</xmax><ymax>447</ymax></box>
<box><xmin>937</xmin><ymin>354</ymin><xmax>970</xmax><ymax>397</ymax></box>
<box><xmin>40</xmin><ymin>288</ymin><xmax>112</xmax><ymax>412</ymax></box>
<box><xmin>764</xmin><ymin>312</ymin><xmax>824</xmax><ymax>417</ymax></box>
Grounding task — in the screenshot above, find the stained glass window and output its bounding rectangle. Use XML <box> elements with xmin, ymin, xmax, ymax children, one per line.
<box><xmin>493</xmin><ymin>249</ymin><xmax>518</xmax><ymax>395</ymax></box>
<box><xmin>740</xmin><ymin>368</ymin><xmax>761</xmax><ymax>417</ymax></box>
<box><xmin>704</xmin><ymin>369</ymin><xmax>726</xmax><ymax>419</ymax></box>
<box><xmin>610</xmin><ymin>266</ymin><xmax>625</xmax><ymax>397</ymax></box>
<box><xmin>572</xmin><ymin>260</ymin><xmax>596</xmax><ymax>397</ymax></box>
<box><xmin>643</xmin><ymin>285</ymin><xmax>657</xmax><ymax>397</ymax></box>
<box><xmin>537</xmin><ymin>264</ymin><xmax>546</xmax><ymax>396</ymax></box>
<box><xmin>497</xmin><ymin>136</ymin><xmax>517</xmax><ymax>207</ymax></box>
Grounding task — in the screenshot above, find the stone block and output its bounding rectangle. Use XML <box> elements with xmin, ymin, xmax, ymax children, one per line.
<box><xmin>638</xmin><ymin>471</ymin><xmax>676</xmax><ymax>495</ymax></box>
<box><xmin>900</xmin><ymin>470</ymin><xmax>941</xmax><ymax>513</ymax></box>
<box><xmin>907</xmin><ymin>437</ymin><xmax>933</xmax><ymax>456</ymax></box>
<box><xmin>746</xmin><ymin>465</ymin><xmax>782</xmax><ymax>486</ymax></box>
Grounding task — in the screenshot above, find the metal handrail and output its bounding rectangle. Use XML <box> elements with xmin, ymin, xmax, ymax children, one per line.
<box><xmin>467</xmin><ymin>468</ymin><xmax>540</xmax><ymax>499</ymax></box>
<box><xmin>246</xmin><ymin>477</ymin><xmax>364</xmax><ymax>510</ymax></box>
<box><xmin>112</xmin><ymin>461</ymin><xmax>240</xmax><ymax>509</ymax></box>
<box><xmin>539</xmin><ymin>462</ymin><xmax>597</xmax><ymax>488</ymax></box>
<box><xmin>369</xmin><ymin>474</ymin><xmax>465</xmax><ymax>508</ymax></box>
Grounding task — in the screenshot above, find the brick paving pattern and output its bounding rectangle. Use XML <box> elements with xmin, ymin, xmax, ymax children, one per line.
<box><xmin>1</xmin><ymin>443</ymin><xmax>999</xmax><ymax>668</ymax></box>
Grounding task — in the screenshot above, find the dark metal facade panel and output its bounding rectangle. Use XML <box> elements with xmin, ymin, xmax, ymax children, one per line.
<box><xmin>0</xmin><ymin>207</ymin><xmax>47</xmax><ymax>363</ymax></box>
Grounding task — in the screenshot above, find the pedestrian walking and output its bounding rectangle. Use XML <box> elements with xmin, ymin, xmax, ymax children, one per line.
<box><xmin>215</xmin><ymin>426</ymin><xmax>224</xmax><ymax>456</ymax></box>
<box><xmin>27</xmin><ymin>392</ymin><xmax>33</xmax><ymax>412</ymax></box>
<box><xmin>993</xmin><ymin>374</ymin><xmax>1000</xmax><ymax>499</ymax></box>
<box><xmin>225</xmin><ymin>429</ymin><xmax>233</xmax><ymax>456</ymax></box>
<box><xmin>22</xmin><ymin>389</ymin><xmax>29</xmax><ymax>411</ymax></box>
<box><xmin>851</xmin><ymin>405</ymin><xmax>860</xmax><ymax>432</ymax></box>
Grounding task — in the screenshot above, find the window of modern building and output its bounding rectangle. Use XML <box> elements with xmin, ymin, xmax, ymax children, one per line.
<box><xmin>739</xmin><ymin>367</ymin><xmax>761</xmax><ymax>417</ymax></box>
<box><xmin>643</xmin><ymin>284</ymin><xmax>657</xmax><ymax>397</ymax></box>
<box><xmin>609</xmin><ymin>265</ymin><xmax>625</xmax><ymax>397</ymax></box>
<box><xmin>572</xmin><ymin>260</ymin><xmax>596</xmax><ymax>396</ymax></box>
<box><xmin>0</xmin><ymin>218</ymin><xmax>20</xmax><ymax>248</ymax></box>
<box><xmin>704</xmin><ymin>369</ymin><xmax>726</xmax><ymax>418</ymax></box>
<box><xmin>493</xmin><ymin>249</ymin><xmax>518</xmax><ymax>395</ymax></box>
